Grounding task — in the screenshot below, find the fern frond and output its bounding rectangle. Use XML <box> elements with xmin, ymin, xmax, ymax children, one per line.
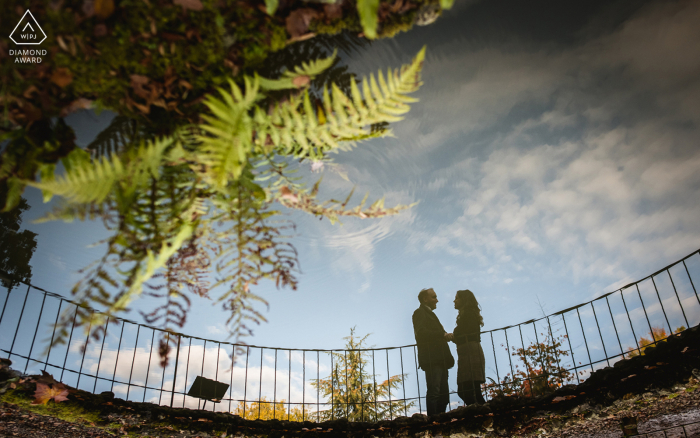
<box><xmin>27</xmin><ymin>136</ymin><xmax>172</xmax><ymax>206</ymax></box>
<box><xmin>255</xmin><ymin>47</ymin><xmax>426</xmax><ymax>160</ymax></box>
<box><xmin>26</xmin><ymin>152</ymin><xmax>124</xmax><ymax>204</ymax></box>
<box><xmin>196</xmin><ymin>77</ymin><xmax>260</xmax><ymax>188</ymax></box>
<box><xmin>257</xmin><ymin>50</ymin><xmax>337</xmax><ymax>91</ymax></box>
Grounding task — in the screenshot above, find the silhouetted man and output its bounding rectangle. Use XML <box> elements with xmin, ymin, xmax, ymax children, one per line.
<box><xmin>412</xmin><ymin>288</ymin><xmax>454</xmax><ymax>416</ymax></box>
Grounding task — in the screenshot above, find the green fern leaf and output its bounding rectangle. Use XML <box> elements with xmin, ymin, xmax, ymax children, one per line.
<box><xmin>197</xmin><ymin>77</ymin><xmax>259</xmax><ymax>187</ymax></box>
<box><xmin>357</xmin><ymin>0</ymin><xmax>380</xmax><ymax>39</ymax></box>
<box><xmin>257</xmin><ymin>50</ymin><xmax>337</xmax><ymax>91</ymax></box>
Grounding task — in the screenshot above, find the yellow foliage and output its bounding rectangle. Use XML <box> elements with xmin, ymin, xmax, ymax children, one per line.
<box><xmin>230</xmin><ymin>397</ymin><xmax>308</xmax><ymax>421</ymax></box>
<box><xmin>626</xmin><ymin>326</ymin><xmax>685</xmax><ymax>358</ymax></box>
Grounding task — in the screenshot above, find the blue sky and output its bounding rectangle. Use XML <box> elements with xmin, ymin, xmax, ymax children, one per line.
<box><xmin>9</xmin><ymin>0</ymin><xmax>700</xmax><ymax>359</ymax></box>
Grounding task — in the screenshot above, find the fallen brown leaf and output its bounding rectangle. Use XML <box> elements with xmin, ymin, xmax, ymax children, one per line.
<box><xmin>50</xmin><ymin>67</ymin><xmax>73</xmax><ymax>87</ymax></box>
<box><xmin>32</xmin><ymin>382</ymin><xmax>70</xmax><ymax>405</ymax></box>
<box><xmin>286</xmin><ymin>8</ymin><xmax>319</xmax><ymax>39</ymax></box>
<box><xmin>130</xmin><ymin>74</ymin><xmax>151</xmax><ymax>99</ymax></box>
<box><xmin>173</xmin><ymin>0</ymin><xmax>203</xmax><ymax>11</ymax></box>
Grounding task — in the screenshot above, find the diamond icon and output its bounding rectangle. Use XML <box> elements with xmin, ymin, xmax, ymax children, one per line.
<box><xmin>10</xmin><ymin>10</ymin><xmax>47</xmax><ymax>45</ymax></box>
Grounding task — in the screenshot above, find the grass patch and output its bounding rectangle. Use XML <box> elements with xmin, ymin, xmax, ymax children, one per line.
<box><xmin>0</xmin><ymin>388</ymin><xmax>121</xmax><ymax>433</ymax></box>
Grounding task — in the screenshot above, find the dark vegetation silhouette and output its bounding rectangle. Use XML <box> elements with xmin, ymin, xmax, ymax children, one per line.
<box><xmin>0</xmin><ymin>196</ymin><xmax>37</xmax><ymax>290</ymax></box>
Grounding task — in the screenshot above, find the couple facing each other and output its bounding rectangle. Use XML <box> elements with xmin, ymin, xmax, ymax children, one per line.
<box><xmin>412</xmin><ymin>288</ymin><xmax>485</xmax><ymax>416</ymax></box>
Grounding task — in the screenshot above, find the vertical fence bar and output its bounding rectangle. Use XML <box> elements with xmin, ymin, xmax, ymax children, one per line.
<box><xmin>125</xmin><ymin>325</ymin><xmax>140</xmax><ymax>399</ymax></box>
<box><xmin>343</xmin><ymin>350</ymin><xmax>350</xmax><ymax>418</ymax></box>
<box><xmin>667</xmin><ymin>270</ymin><xmax>689</xmax><ymax>328</ymax></box>
<box><xmin>302</xmin><ymin>350</ymin><xmax>305</xmax><ymax>421</ymax></box>
<box><xmin>24</xmin><ymin>290</ymin><xmax>47</xmax><ymax>374</ymax></box>
<box><xmin>9</xmin><ymin>284</ymin><xmax>31</xmax><ymax>361</ymax></box>
<box><xmin>213</xmin><ymin>342</ymin><xmax>221</xmax><ymax>413</ymax></box>
<box><xmin>605</xmin><ymin>295</ymin><xmax>624</xmax><ymax>357</ymax></box>
<box><xmin>682</xmin><ymin>260</ymin><xmax>700</xmax><ymax>306</ymax></box>
<box><xmin>413</xmin><ymin>345</ymin><xmax>421</xmax><ymax>414</ymax></box>
<box><xmin>0</xmin><ymin>284</ymin><xmax>12</xmax><ymax>328</ymax></box>
<box><xmin>110</xmin><ymin>320</ymin><xmax>126</xmax><ymax>393</ymax></box>
<box><xmin>170</xmin><ymin>336</ymin><xmax>181</xmax><ymax>408</ymax></box>
<box><xmin>259</xmin><ymin>347</ymin><xmax>264</xmax><ymax>419</ymax></box>
<box><xmin>531</xmin><ymin>321</ymin><xmax>545</xmax><ymax>396</ymax></box>
<box><xmin>76</xmin><ymin>314</ymin><xmax>94</xmax><ymax>388</ymax></box>
<box><xmin>386</xmin><ymin>349</ymin><xmax>392</xmax><ymax>419</ymax></box>
<box><xmin>358</xmin><ymin>348</ymin><xmax>364</xmax><ymax>420</ymax></box>
<box><xmin>372</xmin><ymin>349</ymin><xmax>377</xmax><ymax>418</ymax></box>
<box><xmin>287</xmin><ymin>349</ymin><xmax>291</xmax><ymax>420</ymax></box>
<box><xmin>344</xmin><ymin>349</ymin><xmax>349</xmax><ymax>418</ymax></box>
<box><xmin>651</xmin><ymin>276</ymin><xmax>672</xmax><ymax>334</ymax></box>
<box><xmin>44</xmin><ymin>299</ymin><xmax>64</xmax><ymax>371</ymax></box>
<box><xmin>142</xmin><ymin>329</ymin><xmax>155</xmax><ymax>401</ymax></box>
<box><xmin>560</xmin><ymin>313</ymin><xmax>579</xmax><ymax>384</ymax></box>
<box><xmin>590</xmin><ymin>303</ymin><xmax>610</xmax><ymax>367</ymax></box>
<box><xmin>575</xmin><ymin>308</ymin><xmax>594</xmax><ymax>373</ymax></box>
<box><xmin>504</xmin><ymin>329</ymin><xmax>516</xmax><ymax>389</ymax></box>
<box><xmin>272</xmin><ymin>348</ymin><xmax>277</xmax><ymax>419</ymax></box>
<box><xmin>331</xmin><ymin>349</ymin><xmax>335</xmax><ymax>420</ymax></box>
<box><xmin>636</xmin><ymin>284</ymin><xmax>656</xmax><ymax>344</ymax></box>
<box><xmin>545</xmin><ymin>317</ymin><xmax>564</xmax><ymax>389</ymax></box>
<box><xmin>517</xmin><ymin>324</ymin><xmax>532</xmax><ymax>395</ymax></box>
<box><xmin>183</xmin><ymin>337</ymin><xmax>191</xmax><ymax>408</ymax></box>
<box><xmin>61</xmin><ymin>306</ymin><xmax>80</xmax><ymax>382</ymax></box>
<box><xmin>316</xmin><ymin>350</ymin><xmax>320</xmax><ymax>422</ymax></box>
<box><xmin>620</xmin><ymin>289</ymin><xmax>641</xmax><ymax>356</ymax></box>
<box><xmin>228</xmin><ymin>343</ymin><xmax>236</xmax><ymax>413</ymax></box>
<box><xmin>159</xmin><ymin>333</ymin><xmax>170</xmax><ymax>405</ymax></box>
<box><xmin>489</xmin><ymin>332</ymin><xmax>500</xmax><ymax>396</ymax></box>
<box><xmin>198</xmin><ymin>339</ymin><xmax>207</xmax><ymax>409</ymax></box>
<box><xmin>243</xmin><ymin>346</ymin><xmax>249</xmax><ymax>417</ymax></box>
<box><xmin>93</xmin><ymin>318</ymin><xmax>111</xmax><ymax>394</ymax></box>
<box><xmin>399</xmin><ymin>347</ymin><xmax>407</xmax><ymax>417</ymax></box>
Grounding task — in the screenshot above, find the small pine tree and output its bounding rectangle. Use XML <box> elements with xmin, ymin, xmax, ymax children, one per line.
<box><xmin>311</xmin><ymin>328</ymin><xmax>414</xmax><ymax>421</ymax></box>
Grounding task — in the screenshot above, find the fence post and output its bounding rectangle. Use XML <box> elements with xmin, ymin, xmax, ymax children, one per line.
<box><xmin>170</xmin><ymin>335</ymin><xmax>181</xmax><ymax>407</ymax></box>
<box><xmin>0</xmin><ymin>282</ymin><xmax>12</xmax><ymax>329</ymax></box>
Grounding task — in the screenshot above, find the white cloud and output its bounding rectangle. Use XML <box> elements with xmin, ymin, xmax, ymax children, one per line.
<box><xmin>389</xmin><ymin>0</ymin><xmax>700</xmax><ymax>294</ymax></box>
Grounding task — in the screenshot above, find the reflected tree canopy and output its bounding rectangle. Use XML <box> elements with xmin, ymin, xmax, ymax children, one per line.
<box><xmin>0</xmin><ymin>196</ymin><xmax>37</xmax><ymax>290</ymax></box>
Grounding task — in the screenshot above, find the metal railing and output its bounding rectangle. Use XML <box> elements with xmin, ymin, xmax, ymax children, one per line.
<box><xmin>1</xmin><ymin>248</ymin><xmax>699</xmax><ymax>421</ymax></box>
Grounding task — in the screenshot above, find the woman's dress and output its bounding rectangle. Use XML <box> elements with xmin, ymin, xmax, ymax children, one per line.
<box><xmin>453</xmin><ymin>311</ymin><xmax>486</xmax><ymax>383</ymax></box>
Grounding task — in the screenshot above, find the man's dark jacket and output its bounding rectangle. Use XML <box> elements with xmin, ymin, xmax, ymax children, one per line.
<box><xmin>412</xmin><ymin>305</ymin><xmax>455</xmax><ymax>370</ymax></box>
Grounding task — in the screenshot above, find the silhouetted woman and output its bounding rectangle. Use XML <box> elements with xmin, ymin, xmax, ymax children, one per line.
<box><xmin>449</xmin><ymin>289</ymin><xmax>486</xmax><ymax>405</ymax></box>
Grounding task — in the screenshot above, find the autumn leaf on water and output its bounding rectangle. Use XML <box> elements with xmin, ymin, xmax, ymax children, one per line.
<box><xmin>32</xmin><ymin>382</ymin><xmax>70</xmax><ymax>405</ymax></box>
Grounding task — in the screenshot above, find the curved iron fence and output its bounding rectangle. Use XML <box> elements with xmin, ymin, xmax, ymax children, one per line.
<box><xmin>1</xmin><ymin>249</ymin><xmax>699</xmax><ymax>421</ymax></box>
